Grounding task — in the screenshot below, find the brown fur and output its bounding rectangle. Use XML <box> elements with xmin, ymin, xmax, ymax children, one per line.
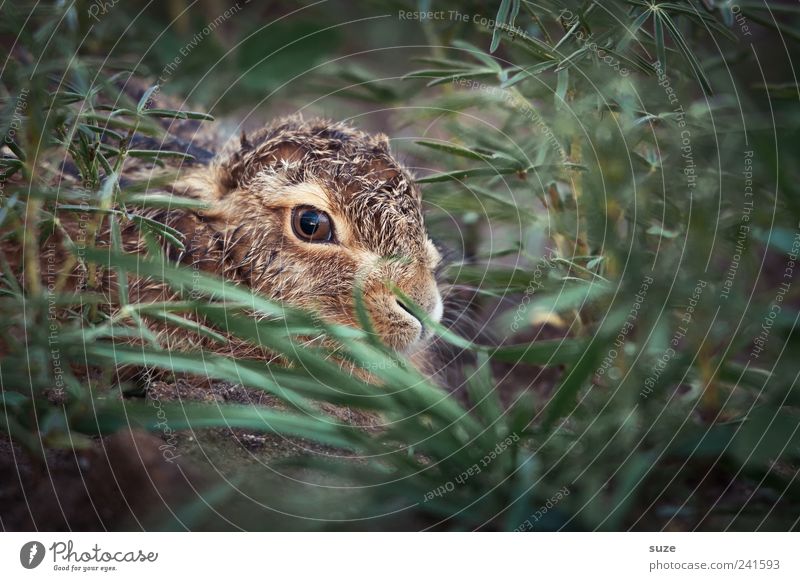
<box><xmin>3</xmin><ymin>113</ymin><xmax>444</xmax><ymax>373</ymax></box>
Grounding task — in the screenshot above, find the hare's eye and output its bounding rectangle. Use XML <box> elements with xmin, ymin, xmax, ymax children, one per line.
<box><xmin>292</xmin><ymin>206</ymin><xmax>334</xmax><ymax>243</ymax></box>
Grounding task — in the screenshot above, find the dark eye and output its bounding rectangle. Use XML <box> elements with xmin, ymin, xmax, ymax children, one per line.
<box><xmin>291</xmin><ymin>206</ymin><xmax>334</xmax><ymax>243</ymax></box>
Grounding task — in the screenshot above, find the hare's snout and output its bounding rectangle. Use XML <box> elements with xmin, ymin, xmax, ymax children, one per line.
<box><xmin>381</xmin><ymin>287</ymin><xmax>442</xmax><ymax>352</ymax></box>
<box><xmin>364</xmin><ymin>265</ymin><xmax>442</xmax><ymax>353</ymax></box>
<box><xmin>393</xmin><ymin>291</ymin><xmax>443</xmax><ymax>337</ymax></box>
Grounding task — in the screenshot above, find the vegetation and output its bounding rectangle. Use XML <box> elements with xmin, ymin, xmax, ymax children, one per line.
<box><xmin>1</xmin><ymin>0</ymin><xmax>799</xmax><ymax>530</ymax></box>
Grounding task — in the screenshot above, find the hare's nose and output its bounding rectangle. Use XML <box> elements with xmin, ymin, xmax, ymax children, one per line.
<box><xmin>395</xmin><ymin>298</ymin><xmax>416</xmax><ymax>319</ymax></box>
<box><xmin>394</xmin><ymin>297</ymin><xmax>423</xmax><ymax>330</ymax></box>
<box><xmin>394</xmin><ymin>290</ymin><xmax>443</xmax><ymax>326</ymax></box>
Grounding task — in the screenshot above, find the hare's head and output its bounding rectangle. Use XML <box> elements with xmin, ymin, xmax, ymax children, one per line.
<box><xmin>200</xmin><ymin>117</ymin><xmax>443</xmax><ymax>353</ymax></box>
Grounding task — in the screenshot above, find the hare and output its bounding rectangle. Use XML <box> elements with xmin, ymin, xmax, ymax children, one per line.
<box><xmin>187</xmin><ymin>115</ymin><xmax>446</xmax><ymax>354</ymax></box>
<box><xmin>3</xmin><ymin>111</ymin><xmax>446</xmax><ymax>376</ymax></box>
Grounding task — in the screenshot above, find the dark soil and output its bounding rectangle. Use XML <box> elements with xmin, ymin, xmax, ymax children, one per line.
<box><xmin>0</xmin><ymin>428</ymin><xmax>203</xmax><ymax>530</ymax></box>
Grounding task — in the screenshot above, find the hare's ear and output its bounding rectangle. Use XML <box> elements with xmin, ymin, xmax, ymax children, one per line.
<box><xmin>362</xmin><ymin>133</ymin><xmax>402</xmax><ymax>182</ymax></box>
<box><xmin>365</xmin><ymin>156</ymin><xmax>400</xmax><ymax>183</ymax></box>
<box><xmin>217</xmin><ymin>131</ymin><xmax>306</xmax><ymax>191</ymax></box>
<box><xmin>372</xmin><ymin>132</ymin><xmax>391</xmax><ymax>151</ymax></box>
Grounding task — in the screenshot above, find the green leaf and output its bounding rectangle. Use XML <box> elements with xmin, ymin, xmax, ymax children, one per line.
<box><xmin>416</xmin><ymin>166</ymin><xmax>524</xmax><ymax>183</ymax></box>
<box><xmin>403</xmin><ymin>68</ymin><xmax>470</xmax><ymax>80</ymax></box>
<box><xmin>0</xmin><ymin>390</ymin><xmax>29</xmax><ymax>409</ymax></box>
<box><xmin>752</xmin><ymin>227</ymin><xmax>799</xmax><ymax>254</ymax></box>
<box><xmin>452</xmin><ymin>40</ymin><xmax>502</xmax><ymax>73</ymax></box>
<box><xmin>466</xmin><ymin>351</ymin><xmax>504</xmax><ymax>430</ymax></box>
<box><xmin>500</xmin><ymin>61</ymin><xmax>557</xmax><ymax>88</ymax></box>
<box><xmin>654</xmin><ymin>12</ymin><xmax>666</xmax><ymax>71</ymax></box>
<box><xmin>130</xmin><ymin>215</ymin><xmax>186</xmax><ymax>250</ymax></box>
<box><xmin>74</xmin><ymin>399</ymin><xmax>361</xmax><ymax>450</ymax></box>
<box><xmin>109</xmin><ymin>213</ymin><xmax>129</xmax><ymax>306</ymax></box>
<box><xmin>144</xmin><ymin>310</ymin><xmax>229</xmax><ymax>344</ymax></box>
<box><xmin>78</xmin><ymin>123</ymin><xmax>124</xmax><ymax>141</ymax></box>
<box><xmin>126</xmin><ymin>149</ymin><xmax>195</xmax><ymax>161</ymax></box>
<box><xmin>468</xmin><ymin>185</ymin><xmax>538</xmax><ymax>221</ymax></box>
<box><xmin>415</xmin><ymin>139</ymin><xmax>492</xmax><ymax>161</ymax></box>
<box><xmin>491</xmin><ymin>339</ymin><xmax>586</xmax><ymax>367</ymax></box>
<box><xmin>121</xmin><ymin>193</ymin><xmax>210</xmax><ymax>210</ymax></box>
<box><xmin>659</xmin><ymin>12</ymin><xmax>713</xmax><ymax>94</ymax></box>
<box><xmin>143</xmin><ymin>109</ymin><xmax>214</xmax><ymax>121</ymax></box>
<box><xmin>618</xmin><ymin>10</ymin><xmax>654</xmax><ymax>53</ymax></box>
<box><xmin>555</xmin><ymin>68</ymin><xmax>569</xmax><ymax>109</ymax></box>
<box><xmin>137</xmin><ymin>84</ymin><xmax>160</xmax><ymax>112</ymax></box>
<box><xmin>543</xmin><ymin>339</ymin><xmax>604</xmax><ymax>430</ymax></box>
<box><xmin>491</xmin><ymin>0</ymin><xmax>512</xmax><ymax>53</ymax></box>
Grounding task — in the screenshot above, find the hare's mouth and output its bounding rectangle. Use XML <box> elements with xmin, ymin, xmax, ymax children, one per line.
<box><xmin>394</xmin><ymin>298</ymin><xmax>420</xmax><ymax>324</ymax></box>
<box><xmin>386</xmin><ymin>312</ymin><xmax>424</xmax><ymax>352</ymax></box>
<box><xmin>353</xmin><ymin>267</ymin><xmax>443</xmax><ymax>353</ymax></box>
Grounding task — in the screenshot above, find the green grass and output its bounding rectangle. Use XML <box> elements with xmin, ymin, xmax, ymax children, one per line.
<box><xmin>1</xmin><ymin>0</ymin><xmax>799</xmax><ymax>530</ymax></box>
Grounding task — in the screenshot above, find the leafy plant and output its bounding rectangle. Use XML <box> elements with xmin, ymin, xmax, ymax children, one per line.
<box><xmin>1</xmin><ymin>0</ymin><xmax>799</xmax><ymax>531</ymax></box>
